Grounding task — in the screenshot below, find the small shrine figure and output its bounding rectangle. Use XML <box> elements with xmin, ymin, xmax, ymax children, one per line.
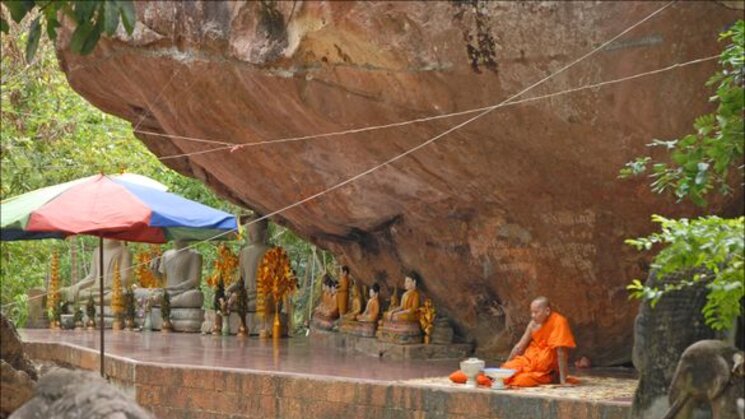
<box><xmin>73</xmin><ymin>307</ymin><xmax>84</xmax><ymax>330</ymax></box>
<box><xmin>124</xmin><ymin>286</ymin><xmax>136</xmax><ymax>330</ymax></box>
<box><xmin>219</xmin><ymin>297</ymin><xmax>231</xmax><ymax>336</ymax></box>
<box><xmin>233</xmin><ymin>280</ymin><xmax>249</xmax><ymax>337</ymax></box>
<box><xmin>212</xmin><ymin>280</ymin><xmax>225</xmax><ymax>335</ymax></box>
<box><xmin>139</xmin><ymin>296</ymin><xmax>153</xmax><ymax>332</ymax></box>
<box><xmin>337</xmin><ymin>265</ymin><xmax>351</xmax><ymax>315</ymax></box>
<box><xmin>418</xmin><ymin>298</ymin><xmax>436</xmax><ymax>344</ymax></box>
<box><xmin>85</xmin><ymin>295</ymin><xmax>96</xmax><ymax>330</ymax></box>
<box><xmin>160</xmin><ymin>290</ymin><xmax>173</xmax><ymax>332</ymax></box>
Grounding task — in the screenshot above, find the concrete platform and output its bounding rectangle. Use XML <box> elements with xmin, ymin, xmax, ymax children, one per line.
<box><xmin>19</xmin><ymin>329</ymin><xmax>635</xmax><ymax>419</ymax></box>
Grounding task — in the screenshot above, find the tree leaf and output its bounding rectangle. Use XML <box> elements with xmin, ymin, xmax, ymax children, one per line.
<box><xmin>69</xmin><ymin>21</ymin><xmax>94</xmax><ymax>54</ymax></box>
<box><xmin>73</xmin><ymin>0</ymin><xmax>96</xmax><ymax>23</ymax></box>
<box><xmin>6</xmin><ymin>0</ymin><xmax>35</xmax><ymax>23</ymax></box>
<box><xmin>117</xmin><ymin>0</ymin><xmax>136</xmax><ymax>34</ymax></box>
<box><xmin>25</xmin><ymin>17</ymin><xmax>41</xmax><ymax>63</ymax></box>
<box><xmin>102</xmin><ymin>0</ymin><xmax>120</xmax><ymax>36</ymax></box>
<box><xmin>0</xmin><ymin>17</ymin><xmax>9</xmax><ymax>34</ymax></box>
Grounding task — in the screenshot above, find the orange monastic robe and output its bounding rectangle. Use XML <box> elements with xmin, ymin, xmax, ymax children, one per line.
<box><xmin>501</xmin><ymin>312</ymin><xmax>576</xmax><ymax>387</ymax></box>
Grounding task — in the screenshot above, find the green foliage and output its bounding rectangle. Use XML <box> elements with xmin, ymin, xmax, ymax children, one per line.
<box><xmin>0</xmin><ymin>12</ymin><xmax>334</xmax><ymax>329</ymax></box>
<box><xmin>619</xmin><ymin>20</ymin><xmax>744</xmax><ymax>207</ymax></box>
<box><xmin>623</xmin><ymin>21</ymin><xmax>745</xmax><ymax>332</ymax></box>
<box><xmin>0</xmin><ymin>0</ymin><xmax>136</xmax><ymax>61</ymax></box>
<box><xmin>626</xmin><ymin>215</ymin><xmax>744</xmax><ymax>330</ymax></box>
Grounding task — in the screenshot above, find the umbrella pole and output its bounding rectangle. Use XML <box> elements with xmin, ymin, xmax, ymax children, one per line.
<box><xmin>99</xmin><ymin>235</ymin><xmax>105</xmax><ymax>378</ymax></box>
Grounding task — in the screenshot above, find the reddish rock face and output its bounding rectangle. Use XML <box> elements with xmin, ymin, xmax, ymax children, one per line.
<box><xmin>56</xmin><ymin>2</ymin><xmax>742</xmax><ymax>364</ymax></box>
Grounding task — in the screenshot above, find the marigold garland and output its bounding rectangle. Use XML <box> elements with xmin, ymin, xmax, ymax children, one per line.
<box><xmin>257</xmin><ymin>247</ymin><xmax>296</xmax><ymax>319</ymax></box>
<box><xmin>207</xmin><ymin>244</ymin><xmax>239</xmax><ymax>288</ymax></box>
<box><xmin>135</xmin><ymin>246</ymin><xmax>161</xmax><ymax>288</ymax></box>
<box><xmin>110</xmin><ymin>259</ymin><xmax>124</xmax><ymax>318</ymax></box>
<box><xmin>46</xmin><ymin>250</ymin><xmax>60</xmax><ymax>321</ymax></box>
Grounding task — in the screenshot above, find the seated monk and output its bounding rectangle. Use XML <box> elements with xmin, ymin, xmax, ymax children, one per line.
<box><xmin>501</xmin><ymin>296</ymin><xmax>577</xmax><ymax>387</ymax></box>
<box><xmin>382</xmin><ymin>272</ymin><xmax>421</xmax><ymax>323</ymax></box>
<box><xmin>355</xmin><ymin>283</ymin><xmax>380</xmax><ymax>322</ymax></box>
<box><xmin>341</xmin><ymin>281</ymin><xmax>363</xmax><ymax>320</ymax></box>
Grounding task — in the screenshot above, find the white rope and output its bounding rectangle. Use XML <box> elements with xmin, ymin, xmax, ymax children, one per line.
<box><xmin>1</xmin><ymin>1</ymin><xmax>676</xmax><ymax>309</ymax></box>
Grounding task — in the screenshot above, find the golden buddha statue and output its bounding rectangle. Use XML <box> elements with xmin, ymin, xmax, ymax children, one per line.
<box><xmin>341</xmin><ymin>280</ymin><xmax>363</xmax><ymax>321</ymax></box>
<box><xmin>383</xmin><ymin>273</ymin><xmax>421</xmax><ymax>322</ymax></box>
<box><xmin>356</xmin><ymin>283</ymin><xmax>380</xmax><ymax>322</ymax></box>
<box><xmin>337</xmin><ymin>265</ymin><xmax>351</xmax><ymax>315</ymax></box>
<box><xmin>378</xmin><ymin>272</ymin><xmax>424</xmax><ymax>344</ymax></box>
<box><xmin>311</xmin><ymin>274</ymin><xmax>339</xmax><ymax>331</ymax></box>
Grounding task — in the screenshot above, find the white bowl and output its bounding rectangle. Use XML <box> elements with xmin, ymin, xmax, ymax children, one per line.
<box><xmin>483</xmin><ymin>368</ymin><xmax>516</xmax><ymax>390</ymax></box>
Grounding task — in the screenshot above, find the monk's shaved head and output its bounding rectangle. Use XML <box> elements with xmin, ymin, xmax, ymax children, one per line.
<box><xmin>530</xmin><ymin>296</ymin><xmax>552</xmax><ymax>324</ymax></box>
<box><xmin>532</xmin><ymin>296</ymin><xmax>550</xmax><ymax>309</ymax></box>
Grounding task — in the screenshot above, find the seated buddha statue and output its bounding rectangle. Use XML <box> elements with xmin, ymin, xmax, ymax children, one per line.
<box><xmin>383</xmin><ymin>272</ymin><xmax>422</xmax><ymax>323</ymax></box>
<box><xmin>62</xmin><ymin>239</ymin><xmax>132</xmax><ymax>306</ymax></box>
<box><xmin>135</xmin><ymin>239</ymin><xmax>203</xmax><ymax>308</ymax></box>
<box><xmin>336</xmin><ymin>265</ymin><xmax>351</xmax><ymax>315</ymax></box>
<box><xmin>311</xmin><ymin>275</ymin><xmax>339</xmax><ymax>330</ymax></box>
<box><xmin>341</xmin><ymin>281</ymin><xmax>363</xmax><ymax>321</ymax></box>
<box><xmin>378</xmin><ymin>272</ymin><xmax>424</xmax><ymax>344</ymax></box>
<box><xmin>339</xmin><ymin>282</ymin><xmax>380</xmax><ymax>337</ymax></box>
<box><xmin>356</xmin><ymin>283</ymin><xmax>380</xmax><ymax>322</ymax></box>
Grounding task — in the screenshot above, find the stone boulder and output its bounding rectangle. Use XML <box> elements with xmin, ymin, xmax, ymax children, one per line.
<box><xmin>10</xmin><ymin>368</ymin><xmax>152</xmax><ymax>419</ymax></box>
<box><xmin>0</xmin><ymin>314</ymin><xmax>37</xmax><ymax>417</ymax></box>
<box><xmin>55</xmin><ymin>1</ymin><xmax>743</xmax><ymax>364</ymax></box>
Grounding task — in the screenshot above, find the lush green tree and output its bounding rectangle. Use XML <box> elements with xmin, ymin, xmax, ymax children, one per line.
<box><xmin>0</xmin><ymin>16</ymin><xmax>333</xmax><ymax>327</ymax></box>
<box><xmin>622</xmin><ymin>20</ymin><xmax>744</xmax><ymax>331</ymax></box>
<box><xmin>1</xmin><ymin>0</ymin><xmax>135</xmax><ymax>61</ymax></box>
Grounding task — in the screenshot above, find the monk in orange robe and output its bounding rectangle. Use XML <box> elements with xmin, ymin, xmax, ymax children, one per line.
<box><xmin>501</xmin><ymin>296</ymin><xmax>576</xmax><ymax>387</ymax></box>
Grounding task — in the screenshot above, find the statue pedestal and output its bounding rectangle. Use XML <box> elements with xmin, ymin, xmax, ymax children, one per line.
<box><xmin>310</xmin><ymin>313</ymin><xmax>338</xmax><ymax>331</ymax></box>
<box><xmin>339</xmin><ymin>319</ymin><xmax>376</xmax><ymax>337</ymax></box>
<box><xmin>149</xmin><ymin>308</ymin><xmax>203</xmax><ymax>332</ymax></box>
<box><xmin>377</xmin><ymin>321</ymin><xmax>423</xmax><ymax>345</ymax></box>
<box><xmin>311</xmin><ymin>328</ymin><xmax>473</xmax><ymax>360</ymax></box>
<box><xmin>200</xmin><ymin>310</ymin><xmax>286</xmax><ymax>336</ymax></box>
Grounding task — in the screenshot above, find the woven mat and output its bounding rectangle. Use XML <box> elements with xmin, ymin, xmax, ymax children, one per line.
<box><xmin>401</xmin><ymin>375</ymin><xmax>637</xmax><ymax>402</ymax></box>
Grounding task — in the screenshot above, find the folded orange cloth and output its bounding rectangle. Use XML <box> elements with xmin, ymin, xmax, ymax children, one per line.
<box><xmin>449</xmin><ymin>370</ymin><xmax>493</xmax><ymax>387</ymax></box>
<box><xmin>449</xmin><ymin>370</ymin><xmax>467</xmax><ymax>384</ymax></box>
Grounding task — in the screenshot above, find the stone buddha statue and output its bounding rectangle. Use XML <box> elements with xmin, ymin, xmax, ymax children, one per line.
<box><xmin>336</xmin><ymin>265</ymin><xmax>351</xmax><ymax>315</ymax></box>
<box><xmin>226</xmin><ymin>218</ymin><xmax>270</xmax><ymax>311</ymax></box>
<box><xmin>383</xmin><ymin>273</ymin><xmax>421</xmax><ymax>322</ymax></box>
<box><xmin>62</xmin><ymin>239</ymin><xmax>131</xmax><ymax>305</ymax></box>
<box><xmin>377</xmin><ymin>272</ymin><xmax>424</xmax><ymax>344</ymax></box>
<box><xmin>356</xmin><ymin>283</ymin><xmax>380</xmax><ymax>323</ymax></box>
<box><xmin>341</xmin><ymin>280</ymin><xmax>363</xmax><ymax>321</ymax></box>
<box><xmin>136</xmin><ymin>240</ymin><xmax>203</xmax><ymax>308</ymax></box>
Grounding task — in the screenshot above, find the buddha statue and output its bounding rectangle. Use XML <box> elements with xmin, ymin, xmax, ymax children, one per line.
<box><xmin>226</xmin><ymin>217</ymin><xmax>270</xmax><ymax>312</ymax></box>
<box><xmin>311</xmin><ymin>274</ymin><xmax>339</xmax><ymax>331</ymax></box>
<box><xmin>356</xmin><ymin>283</ymin><xmax>380</xmax><ymax>323</ymax></box>
<box><xmin>383</xmin><ymin>272</ymin><xmax>421</xmax><ymax>322</ymax></box>
<box><xmin>339</xmin><ymin>283</ymin><xmax>380</xmax><ymax>337</ymax></box>
<box><xmin>62</xmin><ymin>239</ymin><xmax>131</xmax><ymax>306</ymax></box>
<box><xmin>341</xmin><ymin>280</ymin><xmax>363</xmax><ymax>321</ymax></box>
<box><xmin>378</xmin><ymin>272</ymin><xmax>424</xmax><ymax>344</ymax></box>
<box><xmin>336</xmin><ymin>265</ymin><xmax>351</xmax><ymax>315</ymax></box>
<box><xmin>136</xmin><ymin>240</ymin><xmax>203</xmax><ymax>308</ymax></box>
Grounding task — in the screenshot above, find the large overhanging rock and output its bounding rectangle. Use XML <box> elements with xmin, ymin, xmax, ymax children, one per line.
<box><xmin>55</xmin><ymin>2</ymin><xmax>742</xmax><ymax>365</ymax></box>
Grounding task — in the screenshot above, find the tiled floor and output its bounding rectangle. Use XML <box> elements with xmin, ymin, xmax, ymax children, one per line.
<box><xmin>20</xmin><ymin>328</ymin><xmax>638</xmax><ymax>404</ymax></box>
<box><xmin>20</xmin><ymin>329</ymin><xmax>460</xmax><ymax>382</ymax></box>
